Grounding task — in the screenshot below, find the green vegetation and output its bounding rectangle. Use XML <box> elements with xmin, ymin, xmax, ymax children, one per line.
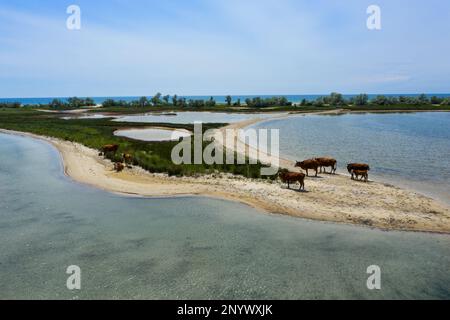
<box><xmin>0</xmin><ymin>108</ymin><xmax>270</xmax><ymax>179</ymax></box>
<box><xmin>244</xmin><ymin>96</ymin><xmax>292</xmax><ymax>108</ymax></box>
<box><xmin>48</xmin><ymin>97</ymin><xmax>96</xmax><ymax>110</ymax></box>
<box><xmin>0</xmin><ymin>102</ymin><xmax>21</xmax><ymax>108</ymax></box>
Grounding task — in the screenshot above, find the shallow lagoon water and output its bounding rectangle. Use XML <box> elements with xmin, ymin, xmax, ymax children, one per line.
<box><xmin>114</xmin><ymin>128</ymin><xmax>191</xmax><ymax>142</ymax></box>
<box><xmin>61</xmin><ymin>114</ymin><xmax>111</xmax><ymax>120</ymax></box>
<box><xmin>251</xmin><ymin>112</ymin><xmax>450</xmax><ymax>205</ymax></box>
<box><xmin>114</xmin><ymin>111</ymin><xmax>283</xmax><ymax>124</ymax></box>
<box><xmin>0</xmin><ymin>133</ymin><xmax>449</xmax><ymax>299</ymax></box>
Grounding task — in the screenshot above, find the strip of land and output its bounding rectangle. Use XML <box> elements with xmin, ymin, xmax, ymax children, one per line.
<box><xmin>2</xmin><ymin>120</ymin><xmax>450</xmax><ymax>234</ymax></box>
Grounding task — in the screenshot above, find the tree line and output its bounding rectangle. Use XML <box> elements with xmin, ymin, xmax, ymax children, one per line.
<box><xmin>75</xmin><ymin>93</ymin><xmax>450</xmax><ymax>108</ymax></box>
<box><xmin>299</xmin><ymin>93</ymin><xmax>450</xmax><ymax>107</ymax></box>
<box><xmin>2</xmin><ymin>92</ymin><xmax>449</xmax><ymax>109</ymax></box>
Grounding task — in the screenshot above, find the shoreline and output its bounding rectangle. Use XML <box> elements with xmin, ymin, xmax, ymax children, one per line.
<box><xmin>1</xmin><ymin>115</ymin><xmax>450</xmax><ymax>234</ymax></box>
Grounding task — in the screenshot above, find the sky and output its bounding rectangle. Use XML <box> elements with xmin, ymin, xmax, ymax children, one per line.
<box><xmin>0</xmin><ymin>0</ymin><xmax>449</xmax><ymax>98</ymax></box>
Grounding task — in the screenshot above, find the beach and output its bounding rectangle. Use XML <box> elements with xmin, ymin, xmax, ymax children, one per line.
<box><xmin>1</xmin><ymin>120</ymin><xmax>450</xmax><ymax>234</ymax></box>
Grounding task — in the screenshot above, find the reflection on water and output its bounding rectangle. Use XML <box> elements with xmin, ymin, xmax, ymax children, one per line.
<box><xmin>114</xmin><ymin>112</ymin><xmax>283</xmax><ymax>124</ymax></box>
<box><xmin>251</xmin><ymin>112</ymin><xmax>450</xmax><ymax>205</ymax></box>
<box><xmin>0</xmin><ymin>133</ymin><xmax>449</xmax><ymax>299</ymax></box>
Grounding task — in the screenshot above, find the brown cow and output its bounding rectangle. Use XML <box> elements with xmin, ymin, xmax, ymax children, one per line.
<box><xmin>122</xmin><ymin>153</ymin><xmax>133</xmax><ymax>168</ymax></box>
<box><xmin>295</xmin><ymin>159</ymin><xmax>319</xmax><ymax>177</ymax></box>
<box><xmin>347</xmin><ymin>163</ymin><xmax>370</xmax><ymax>174</ymax></box>
<box><xmin>351</xmin><ymin>169</ymin><xmax>368</xmax><ymax>182</ymax></box>
<box><xmin>315</xmin><ymin>157</ymin><xmax>337</xmax><ymax>174</ymax></box>
<box><xmin>99</xmin><ymin>144</ymin><xmax>119</xmax><ymax>157</ymax></box>
<box><xmin>113</xmin><ymin>162</ymin><xmax>125</xmax><ymax>172</ymax></box>
<box><xmin>279</xmin><ymin>170</ymin><xmax>305</xmax><ymax>190</ymax></box>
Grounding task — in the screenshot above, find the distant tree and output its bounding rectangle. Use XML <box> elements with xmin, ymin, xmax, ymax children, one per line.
<box><xmin>49</xmin><ymin>98</ymin><xmax>64</xmax><ymax>109</ymax></box>
<box><xmin>163</xmin><ymin>95</ymin><xmax>170</xmax><ymax>104</ymax></box>
<box><xmin>188</xmin><ymin>99</ymin><xmax>205</xmax><ymax>108</ymax></box>
<box><xmin>67</xmin><ymin>97</ymin><xmax>84</xmax><ymax>108</ymax></box>
<box><xmin>398</xmin><ymin>96</ymin><xmax>408</xmax><ymax>103</ymax></box>
<box><xmin>313</xmin><ymin>97</ymin><xmax>325</xmax><ymax>107</ymax></box>
<box><xmin>417</xmin><ymin>94</ymin><xmax>429</xmax><ymax>105</ymax></box>
<box><xmin>372</xmin><ymin>95</ymin><xmax>394</xmax><ymax>105</ymax></box>
<box><xmin>430</xmin><ymin>96</ymin><xmax>443</xmax><ymax>105</ymax></box>
<box><xmin>102</xmin><ymin>99</ymin><xmax>115</xmax><ymax>108</ymax></box>
<box><xmin>172</xmin><ymin>94</ymin><xmax>178</xmax><ymax>106</ymax></box>
<box><xmin>0</xmin><ymin>102</ymin><xmax>21</xmax><ymax>108</ymax></box>
<box><xmin>234</xmin><ymin>98</ymin><xmax>241</xmax><ymax>107</ymax></box>
<box><xmin>139</xmin><ymin>96</ymin><xmax>149</xmax><ymax>108</ymax></box>
<box><xmin>244</xmin><ymin>96</ymin><xmax>291</xmax><ymax>108</ymax></box>
<box><xmin>328</xmin><ymin>92</ymin><xmax>346</xmax><ymax>106</ymax></box>
<box><xmin>178</xmin><ymin>97</ymin><xmax>187</xmax><ymax>107</ymax></box>
<box><xmin>353</xmin><ymin>94</ymin><xmax>369</xmax><ymax>106</ymax></box>
<box><xmin>151</xmin><ymin>92</ymin><xmax>162</xmax><ymax>105</ymax></box>
<box><xmin>85</xmin><ymin>98</ymin><xmax>95</xmax><ymax>106</ymax></box>
<box><xmin>225</xmin><ymin>95</ymin><xmax>232</xmax><ymax>106</ymax></box>
<box><xmin>205</xmin><ymin>96</ymin><xmax>216</xmax><ymax>107</ymax></box>
<box><xmin>441</xmin><ymin>98</ymin><xmax>450</xmax><ymax>106</ymax></box>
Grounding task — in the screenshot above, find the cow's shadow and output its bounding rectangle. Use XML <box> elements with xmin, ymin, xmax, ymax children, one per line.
<box><xmin>281</xmin><ymin>186</ymin><xmax>309</xmax><ymax>193</ymax></box>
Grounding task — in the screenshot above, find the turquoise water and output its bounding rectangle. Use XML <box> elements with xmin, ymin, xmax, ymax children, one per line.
<box><xmin>251</xmin><ymin>112</ymin><xmax>450</xmax><ymax>204</ymax></box>
<box><xmin>0</xmin><ymin>133</ymin><xmax>449</xmax><ymax>299</ymax></box>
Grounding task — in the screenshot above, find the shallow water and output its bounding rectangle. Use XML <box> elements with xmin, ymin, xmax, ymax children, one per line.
<box><xmin>251</xmin><ymin>112</ymin><xmax>450</xmax><ymax>205</ymax></box>
<box><xmin>0</xmin><ymin>133</ymin><xmax>449</xmax><ymax>299</ymax></box>
<box><xmin>61</xmin><ymin>114</ymin><xmax>111</xmax><ymax>120</ymax></box>
<box><xmin>115</xmin><ymin>111</ymin><xmax>283</xmax><ymax>124</ymax></box>
<box><xmin>114</xmin><ymin>128</ymin><xmax>191</xmax><ymax>142</ymax></box>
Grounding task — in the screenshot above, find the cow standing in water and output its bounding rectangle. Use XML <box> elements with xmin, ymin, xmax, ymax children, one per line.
<box><xmin>315</xmin><ymin>157</ymin><xmax>337</xmax><ymax>174</ymax></box>
<box><xmin>295</xmin><ymin>159</ymin><xmax>320</xmax><ymax>177</ymax></box>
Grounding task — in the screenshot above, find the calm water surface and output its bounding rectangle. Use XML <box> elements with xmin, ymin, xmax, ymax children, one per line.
<box><xmin>114</xmin><ymin>128</ymin><xmax>191</xmax><ymax>142</ymax></box>
<box><xmin>251</xmin><ymin>112</ymin><xmax>450</xmax><ymax>204</ymax></box>
<box><xmin>0</xmin><ymin>133</ymin><xmax>449</xmax><ymax>299</ymax></box>
<box><xmin>114</xmin><ymin>112</ymin><xmax>284</xmax><ymax>124</ymax></box>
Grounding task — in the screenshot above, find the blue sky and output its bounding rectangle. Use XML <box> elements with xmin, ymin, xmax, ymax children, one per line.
<box><xmin>0</xmin><ymin>0</ymin><xmax>449</xmax><ymax>97</ymax></box>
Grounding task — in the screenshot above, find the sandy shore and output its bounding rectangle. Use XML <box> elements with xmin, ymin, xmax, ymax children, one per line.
<box><xmin>2</xmin><ymin>121</ymin><xmax>450</xmax><ymax>233</ymax></box>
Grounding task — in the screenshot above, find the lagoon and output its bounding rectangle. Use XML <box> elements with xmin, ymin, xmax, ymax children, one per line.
<box><xmin>114</xmin><ymin>111</ymin><xmax>283</xmax><ymax>124</ymax></box>
<box><xmin>114</xmin><ymin>128</ymin><xmax>191</xmax><ymax>142</ymax></box>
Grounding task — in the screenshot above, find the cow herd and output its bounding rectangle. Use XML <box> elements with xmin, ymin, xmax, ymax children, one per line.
<box><xmin>99</xmin><ymin>144</ymin><xmax>133</xmax><ymax>172</ymax></box>
<box><xmin>279</xmin><ymin>157</ymin><xmax>371</xmax><ymax>191</ymax></box>
<box><xmin>99</xmin><ymin>144</ymin><xmax>370</xmax><ymax>191</ymax></box>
